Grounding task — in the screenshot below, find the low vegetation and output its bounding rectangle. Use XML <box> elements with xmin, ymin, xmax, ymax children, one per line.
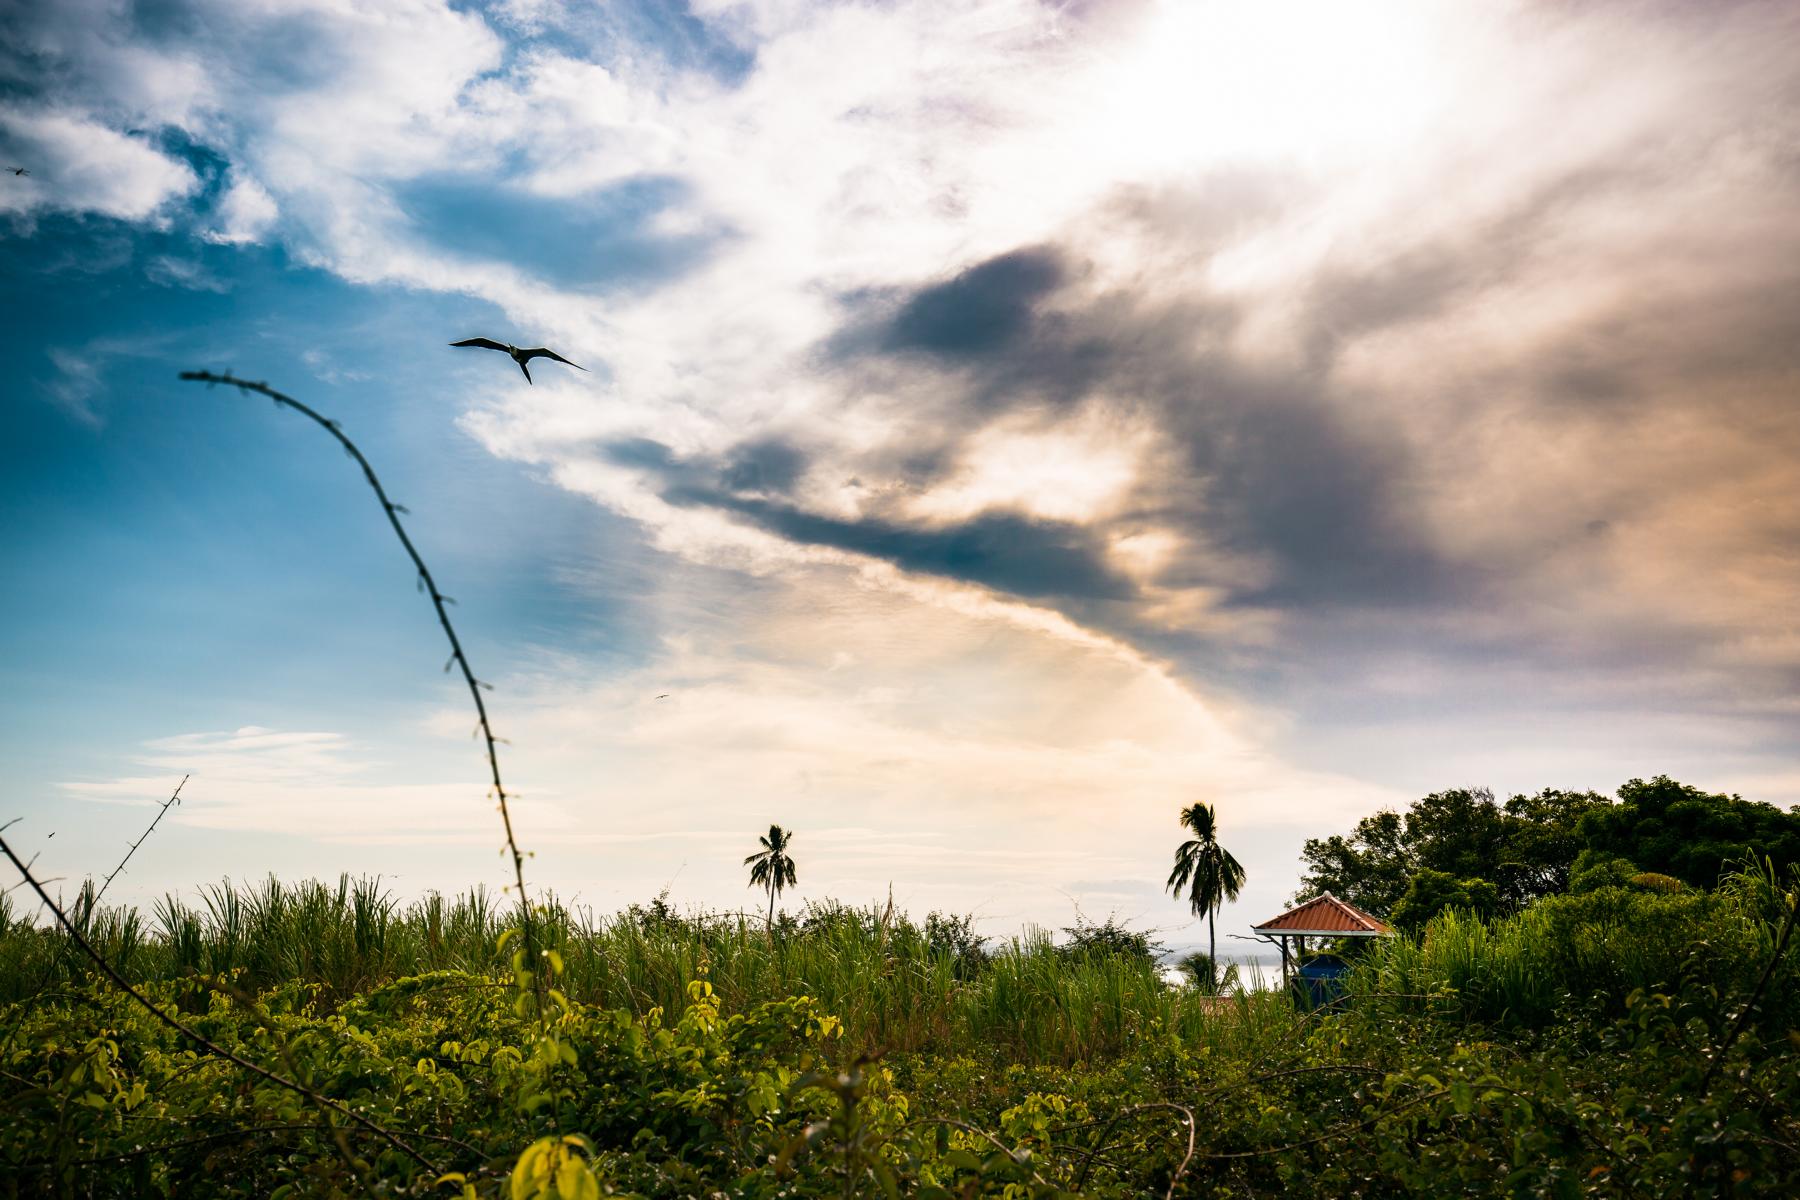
<box><xmin>2</xmin><ymin>863</ymin><xmax>1796</xmax><ymax>1196</ymax></box>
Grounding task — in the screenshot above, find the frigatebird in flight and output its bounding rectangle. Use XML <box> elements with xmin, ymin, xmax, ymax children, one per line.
<box><xmin>449</xmin><ymin>337</ymin><xmax>585</xmax><ymax>384</ymax></box>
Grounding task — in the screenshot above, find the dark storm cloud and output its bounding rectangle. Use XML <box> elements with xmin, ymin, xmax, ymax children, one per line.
<box><xmin>721</xmin><ymin>437</ymin><xmax>808</xmax><ymax>494</ymax></box>
<box><xmin>835</xmin><ymin>236</ymin><xmax>1453</xmax><ymax>612</ymax></box>
<box><xmin>677</xmin><ymin>490</ymin><xmax>1135</xmax><ymax>601</ymax></box>
<box><xmin>600</xmin><ymin>436</ymin><xmax>680</xmax><ymax>471</ymax></box>
<box><xmin>594</xmin><ymin>433</ymin><xmax>1131</xmax><ymax>601</ymax></box>
<box><xmin>881</xmin><ymin>246</ymin><xmax>1066</xmax><ymax>358</ymax></box>
<box><xmin>1156</xmin><ymin>362</ymin><xmax>1443</xmax><ymax>607</ymax></box>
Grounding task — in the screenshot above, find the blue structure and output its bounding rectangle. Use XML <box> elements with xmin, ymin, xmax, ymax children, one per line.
<box><xmin>1294</xmin><ymin>953</ymin><xmax>1352</xmax><ymax>1009</ymax></box>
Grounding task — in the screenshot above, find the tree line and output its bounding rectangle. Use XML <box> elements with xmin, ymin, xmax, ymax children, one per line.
<box><xmin>744</xmin><ymin>775</ymin><xmax>1800</xmax><ymax>970</ymax></box>
<box><xmin>1297</xmin><ymin>774</ymin><xmax>1800</xmax><ymax>931</ymax></box>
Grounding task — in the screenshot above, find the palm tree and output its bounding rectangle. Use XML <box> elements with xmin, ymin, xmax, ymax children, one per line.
<box><xmin>1166</xmin><ymin>802</ymin><xmax>1247</xmax><ymax>981</ymax></box>
<box><xmin>744</xmin><ymin>824</ymin><xmax>798</xmax><ymax>926</ymax></box>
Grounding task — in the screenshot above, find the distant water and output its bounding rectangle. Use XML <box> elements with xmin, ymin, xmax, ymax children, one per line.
<box><xmin>1158</xmin><ymin>954</ymin><xmax>1283</xmax><ymax>991</ymax></box>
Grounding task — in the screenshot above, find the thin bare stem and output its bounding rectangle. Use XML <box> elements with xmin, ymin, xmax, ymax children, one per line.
<box><xmin>177</xmin><ymin>370</ymin><xmax>542</xmax><ymax>1014</ymax></box>
<box><xmin>92</xmin><ymin>774</ymin><xmax>186</xmax><ymax>906</ymax></box>
<box><xmin>1071</xmin><ymin>1102</ymin><xmax>1195</xmax><ymax>1197</ymax></box>
<box><xmin>0</xmin><ymin>833</ymin><xmax>443</xmax><ymax>1176</ymax></box>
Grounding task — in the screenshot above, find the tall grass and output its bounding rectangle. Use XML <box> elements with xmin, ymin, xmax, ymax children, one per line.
<box><xmin>0</xmin><ymin>880</ymin><xmax>1277</xmax><ymax>1064</ymax></box>
<box><xmin>1350</xmin><ymin>862</ymin><xmax>1796</xmax><ymax>1028</ymax></box>
<box><xmin>10</xmin><ymin>865</ymin><xmax>1790</xmax><ymax>1056</ymax></box>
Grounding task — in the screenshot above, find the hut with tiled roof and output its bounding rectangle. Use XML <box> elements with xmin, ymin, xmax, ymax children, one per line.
<box><xmin>1251</xmin><ymin>893</ymin><xmax>1392</xmax><ymax>987</ymax></box>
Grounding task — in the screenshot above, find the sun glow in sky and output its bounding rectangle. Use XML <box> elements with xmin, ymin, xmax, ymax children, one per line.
<box><xmin>1088</xmin><ymin>1</ymin><xmax>1451</xmax><ymax>174</ymax></box>
<box><xmin>3</xmin><ymin>0</ymin><xmax>1799</xmax><ymax>948</ymax></box>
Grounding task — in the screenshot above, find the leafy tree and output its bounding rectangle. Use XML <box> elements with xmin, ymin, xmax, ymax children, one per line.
<box><xmin>1179</xmin><ymin>951</ymin><xmax>1239</xmax><ymax>995</ymax></box>
<box><xmin>1057</xmin><ymin>914</ymin><xmax>1163</xmax><ymax>966</ymax></box>
<box><xmin>923</xmin><ymin>911</ymin><xmax>989</xmax><ymax>978</ymax></box>
<box><xmin>1299</xmin><ymin>787</ymin><xmax>1609</xmax><ymax>915</ymax></box>
<box><xmin>1165</xmin><ymin>802</ymin><xmax>1247</xmax><ymax>971</ymax></box>
<box><xmin>1388</xmin><ymin>869</ymin><xmax>1500</xmax><ymax>934</ymax></box>
<box><xmin>1579</xmin><ymin>775</ymin><xmax>1800</xmax><ymax>890</ymax></box>
<box><xmin>743</xmin><ymin>824</ymin><xmax>798</xmax><ymax>926</ymax></box>
<box><xmin>1495</xmin><ymin>788</ymin><xmax>1611</xmax><ymax>902</ymax></box>
<box><xmin>1295</xmin><ymin>808</ymin><xmax>1413</xmax><ymax>916</ymax></box>
<box><xmin>1568</xmin><ymin>849</ymin><xmax>1640</xmax><ymax>894</ymax></box>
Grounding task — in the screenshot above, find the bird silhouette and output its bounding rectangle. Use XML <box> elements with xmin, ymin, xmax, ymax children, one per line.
<box><xmin>449</xmin><ymin>337</ymin><xmax>585</xmax><ymax>384</ymax></box>
<box><xmin>8</xmin><ymin>167</ymin><xmax>28</xmax><ymax>177</ymax></box>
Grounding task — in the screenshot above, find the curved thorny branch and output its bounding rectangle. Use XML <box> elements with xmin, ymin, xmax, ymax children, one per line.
<box><xmin>177</xmin><ymin>370</ymin><xmax>541</xmax><ymax>1009</ymax></box>
<box><xmin>93</xmin><ymin>773</ymin><xmax>186</xmax><ymax>906</ymax></box>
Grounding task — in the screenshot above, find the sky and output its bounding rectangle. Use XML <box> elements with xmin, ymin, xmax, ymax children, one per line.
<box><xmin>3</xmin><ymin>0</ymin><xmax>1799</xmax><ymax>952</ymax></box>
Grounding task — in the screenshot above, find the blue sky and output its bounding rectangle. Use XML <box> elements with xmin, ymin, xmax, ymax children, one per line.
<box><xmin>4</xmin><ymin>0</ymin><xmax>1799</xmax><ymax>945</ymax></box>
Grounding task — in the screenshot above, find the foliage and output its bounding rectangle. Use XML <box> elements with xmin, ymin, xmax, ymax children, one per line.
<box><xmin>4</xmin><ymin>866</ymin><xmax>1800</xmax><ymax>1196</ymax></box>
<box><xmin>923</xmin><ymin>910</ymin><xmax>990</xmax><ymax>979</ymax></box>
<box><xmin>1177</xmin><ymin>951</ymin><xmax>1239</xmax><ymax>995</ymax></box>
<box><xmin>1569</xmin><ymin>849</ymin><xmax>1642</xmax><ymax>894</ymax></box>
<box><xmin>1</xmin><ymin>884</ymin><xmax>1220</xmax><ymax>1065</ymax></box>
<box><xmin>1056</xmin><ymin>914</ymin><xmax>1164</xmax><ymax>968</ymax></box>
<box><xmin>1579</xmin><ymin>775</ymin><xmax>1800</xmax><ymax>890</ymax></box>
<box><xmin>1358</xmin><ymin>862</ymin><xmax>1800</xmax><ymax>1030</ymax></box>
<box><xmin>1388</xmin><ymin>868</ymin><xmax>1500</xmax><ymax>934</ymax></box>
<box><xmin>1298</xmin><ymin>784</ymin><xmax>1651</xmax><ymax>915</ymax></box>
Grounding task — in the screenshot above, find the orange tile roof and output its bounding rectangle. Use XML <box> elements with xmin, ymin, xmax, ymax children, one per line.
<box><xmin>1252</xmin><ymin>893</ymin><xmax>1392</xmax><ymax>936</ymax></box>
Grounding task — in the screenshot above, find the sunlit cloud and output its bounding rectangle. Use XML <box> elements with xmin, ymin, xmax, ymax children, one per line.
<box><xmin>7</xmin><ymin>0</ymin><xmax>1799</xmax><ymax>929</ymax></box>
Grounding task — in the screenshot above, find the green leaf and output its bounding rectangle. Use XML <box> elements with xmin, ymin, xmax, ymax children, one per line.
<box><xmin>554</xmin><ymin>1156</ymin><xmax>600</xmax><ymax>1200</ymax></box>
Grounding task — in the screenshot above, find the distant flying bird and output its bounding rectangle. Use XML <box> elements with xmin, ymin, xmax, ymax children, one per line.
<box><xmin>8</xmin><ymin>167</ymin><xmax>28</xmax><ymax>177</ymax></box>
<box><xmin>655</xmin><ymin>694</ymin><xmax>671</xmax><ymax>700</ymax></box>
<box><xmin>449</xmin><ymin>337</ymin><xmax>585</xmax><ymax>384</ymax></box>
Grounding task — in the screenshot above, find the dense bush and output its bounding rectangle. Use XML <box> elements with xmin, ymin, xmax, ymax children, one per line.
<box><xmin>1357</xmin><ymin>862</ymin><xmax>1798</xmax><ymax>1030</ymax></box>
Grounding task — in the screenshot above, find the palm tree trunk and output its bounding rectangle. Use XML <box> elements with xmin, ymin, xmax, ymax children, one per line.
<box><xmin>1208</xmin><ymin>907</ymin><xmax>1216</xmax><ymax>984</ymax></box>
<box><xmin>767</xmin><ymin>885</ymin><xmax>776</xmax><ymax>928</ymax></box>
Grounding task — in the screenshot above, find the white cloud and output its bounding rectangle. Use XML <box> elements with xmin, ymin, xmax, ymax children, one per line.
<box><xmin>0</xmin><ymin>107</ymin><xmax>196</xmax><ymax>221</ymax></box>
<box><xmin>43</xmin><ymin>347</ymin><xmax>107</xmax><ymax>428</ymax></box>
<box><xmin>41</xmin><ymin>334</ymin><xmax>179</xmax><ymax>427</ymax></box>
<box><xmin>205</xmin><ymin>171</ymin><xmax>279</xmax><ymax>243</ymax></box>
<box><xmin>60</xmin><ymin>724</ymin><xmax>572</xmax><ymax>844</ymax></box>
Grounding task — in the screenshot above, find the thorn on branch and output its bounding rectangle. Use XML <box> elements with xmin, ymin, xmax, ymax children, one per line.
<box><xmin>175</xmin><ymin>366</ymin><xmax>545</xmax><ymax>1027</ymax></box>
